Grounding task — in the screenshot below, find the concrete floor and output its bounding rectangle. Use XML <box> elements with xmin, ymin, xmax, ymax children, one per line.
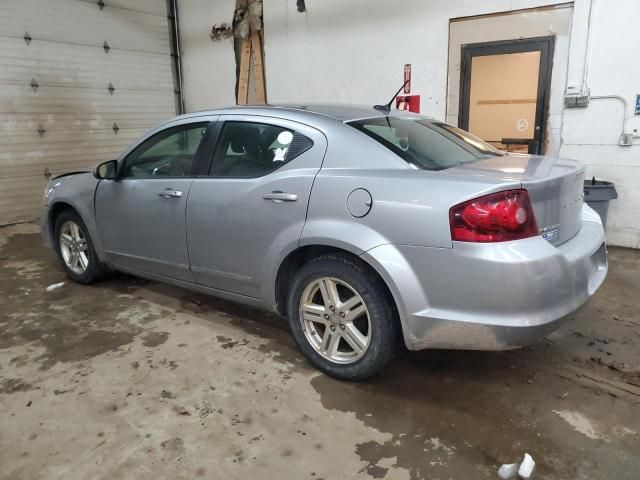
<box><xmin>0</xmin><ymin>224</ymin><xmax>639</xmax><ymax>480</ymax></box>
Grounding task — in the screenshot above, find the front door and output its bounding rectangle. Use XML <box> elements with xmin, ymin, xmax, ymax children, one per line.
<box><xmin>459</xmin><ymin>36</ymin><xmax>554</xmax><ymax>155</ymax></box>
<box><xmin>95</xmin><ymin>119</ymin><xmax>214</xmax><ymax>281</ymax></box>
<box><xmin>187</xmin><ymin>115</ymin><xmax>327</xmax><ymax>299</ymax></box>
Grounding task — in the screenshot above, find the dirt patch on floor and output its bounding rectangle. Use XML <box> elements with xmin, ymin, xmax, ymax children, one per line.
<box><xmin>1</xmin><ymin>225</ymin><xmax>639</xmax><ymax>480</ymax></box>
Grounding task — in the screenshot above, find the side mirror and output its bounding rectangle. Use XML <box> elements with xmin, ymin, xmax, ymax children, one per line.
<box><xmin>93</xmin><ymin>159</ymin><xmax>118</xmax><ymax>180</ymax></box>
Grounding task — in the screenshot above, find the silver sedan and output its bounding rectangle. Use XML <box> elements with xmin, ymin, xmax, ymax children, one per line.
<box><xmin>41</xmin><ymin>105</ymin><xmax>607</xmax><ymax>380</ymax></box>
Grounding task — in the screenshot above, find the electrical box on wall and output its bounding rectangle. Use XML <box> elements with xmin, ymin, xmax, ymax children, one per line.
<box><xmin>396</xmin><ymin>95</ymin><xmax>420</xmax><ymax>113</ymax></box>
<box><xmin>564</xmin><ymin>86</ymin><xmax>590</xmax><ymax>108</ymax></box>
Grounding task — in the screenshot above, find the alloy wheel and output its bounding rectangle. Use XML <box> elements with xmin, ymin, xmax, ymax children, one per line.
<box><xmin>59</xmin><ymin>220</ymin><xmax>89</xmax><ymax>275</ymax></box>
<box><xmin>299</xmin><ymin>276</ymin><xmax>371</xmax><ymax>364</ymax></box>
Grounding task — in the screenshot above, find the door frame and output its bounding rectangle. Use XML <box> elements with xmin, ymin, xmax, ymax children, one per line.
<box><xmin>185</xmin><ymin>113</ymin><xmax>328</xmax><ymax>299</ymax></box>
<box><xmin>458</xmin><ymin>36</ymin><xmax>555</xmax><ymax>155</ymax></box>
<box><xmin>95</xmin><ymin>116</ymin><xmax>219</xmax><ymax>282</ymax></box>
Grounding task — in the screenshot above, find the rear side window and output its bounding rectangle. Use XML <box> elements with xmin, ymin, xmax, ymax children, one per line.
<box><xmin>210</xmin><ymin>121</ymin><xmax>313</xmax><ymax>178</ymax></box>
<box><xmin>348</xmin><ymin>117</ymin><xmax>503</xmax><ymax>171</ymax></box>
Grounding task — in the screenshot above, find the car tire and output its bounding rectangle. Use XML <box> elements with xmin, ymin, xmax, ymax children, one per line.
<box><xmin>53</xmin><ymin>209</ymin><xmax>105</xmax><ymax>284</ymax></box>
<box><xmin>287</xmin><ymin>253</ymin><xmax>399</xmax><ymax>381</ymax></box>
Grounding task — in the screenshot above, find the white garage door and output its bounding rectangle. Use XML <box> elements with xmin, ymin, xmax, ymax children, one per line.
<box><xmin>0</xmin><ymin>0</ymin><xmax>177</xmax><ymax>224</ymax></box>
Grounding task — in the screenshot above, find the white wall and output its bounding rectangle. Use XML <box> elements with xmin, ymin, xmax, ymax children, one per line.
<box><xmin>559</xmin><ymin>1</ymin><xmax>640</xmax><ymax>248</ymax></box>
<box><xmin>178</xmin><ymin>0</ymin><xmax>640</xmax><ymax>248</ymax></box>
<box><xmin>262</xmin><ymin>0</ymin><xmax>575</xmax><ymax>118</ymax></box>
<box><xmin>178</xmin><ymin>0</ymin><xmax>236</xmax><ymax>111</ymax></box>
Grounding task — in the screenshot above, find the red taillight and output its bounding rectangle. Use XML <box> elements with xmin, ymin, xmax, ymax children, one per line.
<box><xmin>449</xmin><ymin>189</ymin><xmax>539</xmax><ymax>243</ymax></box>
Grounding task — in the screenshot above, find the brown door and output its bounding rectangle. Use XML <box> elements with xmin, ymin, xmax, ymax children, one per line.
<box><xmin>458</xmin><ymin>37</ymin><xmax>554</xmax><ymax>155</ymax></box>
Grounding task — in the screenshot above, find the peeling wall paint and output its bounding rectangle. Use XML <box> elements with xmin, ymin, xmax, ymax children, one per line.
<box><xmin>210</xmin><ymin>23</ymin><xmax>233</xmax><ymax>41</ymax></box>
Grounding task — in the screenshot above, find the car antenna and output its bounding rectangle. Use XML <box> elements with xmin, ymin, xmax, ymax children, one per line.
<box><xmin>374</xmin><ymin>79</ymin><xmax>410</xmax><ymax>113</ymax></box>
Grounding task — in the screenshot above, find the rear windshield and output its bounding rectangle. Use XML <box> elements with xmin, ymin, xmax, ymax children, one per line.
<box><xmin>348</xmin><ymin>116</ymin><xmax>503</xmax><ymax>171</ymax></box>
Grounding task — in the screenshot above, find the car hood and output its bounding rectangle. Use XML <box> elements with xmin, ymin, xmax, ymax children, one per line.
<box><xmin>52</xmin><ymin>170</ymin><xmax>90</xmax><ymax>180</ymax></box>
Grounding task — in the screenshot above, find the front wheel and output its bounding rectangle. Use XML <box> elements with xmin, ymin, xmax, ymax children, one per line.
<box><xmin>287</xmin><ymin>254</ymin><xmax>399</xmax><ymax>381</ymax></box>
<box><xmin>53</xmin><ymin>210</ymin><xmax>105</xmax><ymax>284</ymax></box>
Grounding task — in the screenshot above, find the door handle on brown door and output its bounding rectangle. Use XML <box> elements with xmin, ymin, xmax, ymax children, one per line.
<box><xmin>262</xmin><ymin>191</ymin><xmax>298</xmax><ymax>202</ymax></box>
<box><xmin>158</xmin><ymin>189</ymin><xmax>183</xmax><ymax>199</ymax></box>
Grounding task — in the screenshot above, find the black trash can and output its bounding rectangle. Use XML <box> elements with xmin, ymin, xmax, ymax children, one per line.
<box><xmin>583</xmin><ymin>178</ymin><xmax>618</xmax><ymax>227</ymax></box>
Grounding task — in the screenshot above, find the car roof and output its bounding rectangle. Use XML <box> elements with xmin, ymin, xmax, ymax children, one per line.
<box><xmin>177</xmin><ymin>104</ymin><xmax>391</xmax><ymax>124</ymax></box>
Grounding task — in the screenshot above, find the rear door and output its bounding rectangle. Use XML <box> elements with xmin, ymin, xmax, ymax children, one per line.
<box><xmin>187</xmin><ymin>115</ymin><xmax>327</xmax><ymax>298</ymax></box>
<box><xmin>95</xmin><ymin>118</ymin><xmax>216</xmax><ymax>281</ymax></box>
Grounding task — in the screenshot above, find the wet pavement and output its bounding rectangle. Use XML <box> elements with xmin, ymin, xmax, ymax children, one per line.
<box><xmin>1</xmin><ymin>223</ymin><xmax>639</xmax><ymax>479</ymax></box>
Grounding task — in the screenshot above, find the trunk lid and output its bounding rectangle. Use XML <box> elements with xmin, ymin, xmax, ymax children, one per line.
<box><xmin>445</xmin><ymin>154</ymin><xmax>586</xmax><ymax>246</ymax></box>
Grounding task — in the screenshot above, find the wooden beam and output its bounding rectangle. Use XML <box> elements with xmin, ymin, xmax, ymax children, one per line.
<box><xmin>251</xmin><ymin>30</ymin><xmax>266</xmax><ymax>104</ymax></box>
<box><xmin>237</xmin><ymin>37</ymin><xmax>251</xmax><ymax>105</ymax></box>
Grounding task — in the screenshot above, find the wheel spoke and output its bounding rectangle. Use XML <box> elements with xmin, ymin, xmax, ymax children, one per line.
<box><xmin>70</xmin><ymin>222</ymin><xmax>81</xmax><ymax>240</ymax></box>
<box><xmin>345</xmin><ymin>304</ymin><xmax>367</xmax><ymax>322</ymax></box>
<box><xmin>60</xmin><ymin>233</ymin><xmax>74</xmax><ymax>247</ymax></box>
<box><xmin>342</xmin><ymin>323</ymin><xmax>367</xmax><ymax>353</ymax></box>
<box><xmin>321</xmin><ymin>330</ymin><xmax>341</xmax><ymax>356</ymax></box>
<box><xmin>319</xmin><ymin>278</ymin><xmax>340</xmax><ymax>308</ymax></box>
<box><xmin>78</xmin><ymin>252</ymin><xmax>88</xmax><ymax>270</ymax></box>
<box><xmin>341</xmin><ymin>295</ymin><xmax>367</xmax><ymax>321</ymax></box>
<box><xmin>319</xmin><ymin>328</ymin><xmax>331</xmax><ymax>351</ymax></box>
<box><xmin>301</xmin><ymin>303</ymin><xmax>327</xmax><ymax>325</ymax></box>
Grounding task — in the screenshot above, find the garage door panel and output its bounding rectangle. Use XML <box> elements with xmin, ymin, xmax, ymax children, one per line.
<box><xmin>81</xmin><ymin>0</ymin><xmax>169</xmax><ymax>16</ymax></box>
<box><xmin>3</xmin><ymin>152</ymin><xmax>129</xmax><ymax>172</ymax></box>
<box><xmin>0</xmin><ymin>85</ymin><xmax>174</xmax><ymax>112</ymax></box>
<box><xmin>1</xmin><ymin>116</ymin><xmax>169</xmax><ymax>135</ymax></box>
<box><xmin>1</xmin><ymin>0</ymin><xmax>170</xmax><ymax>54</ymax></box>
<box><xmin>0</xmin><ymin>39</ymin><xmax>173</xmax><ymax>91</ymax></box>
<box><xmin>1</xmin><ymin>0</ymin><xmax>176</xmax><ymax>223</ymax></box>
<box><xmin>2</xmin><ymin>149</ymin><xmax>131</xmax><ymax>174</ymax></box>
<box><xmin>0</xmin><ymin>36</ymin><xmax>172</xmax><ymax>67</ymax></box>
<box><xmin>0</xmin><ymin>118</ymin><xmax>162</xmax><ymax>134</ymax></box>
<box><xmin>0</xmin><ymin>130</ymin><xmax>144</xmax><ymax>151</ymax></box>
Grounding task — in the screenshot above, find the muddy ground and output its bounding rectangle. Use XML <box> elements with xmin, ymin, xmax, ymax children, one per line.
<box><xmin>0</xmin><ymin>223</ymin><xmax>639</xmax><ymax>479</ymax></box>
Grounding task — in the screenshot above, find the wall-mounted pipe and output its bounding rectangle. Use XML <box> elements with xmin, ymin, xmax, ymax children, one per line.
<box><xmin>167</xmin><ymin>0</ymin><xmax>185</xmax><ymax>115</ymax></box>
<box><xmin>590</xmin><ymin>95</ymin><xmax>632</xmax><ymax>145</ymax></box>
<box><xmin>582</xmin><ymin>0</ymin><xmax>595</xmax><ymax>91</ymax></box>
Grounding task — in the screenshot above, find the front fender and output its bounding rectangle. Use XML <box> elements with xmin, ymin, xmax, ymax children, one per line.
<box><xmin>44</xmin><ymin>174</ymin><xmax>108</xmax><ymax>263</ymax></box>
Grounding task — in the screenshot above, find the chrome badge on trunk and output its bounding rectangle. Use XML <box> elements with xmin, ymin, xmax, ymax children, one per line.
<box><xmin>540</xmin><ymin>224</ymin><xmax>560</xmax><ymax>242</ymax></box>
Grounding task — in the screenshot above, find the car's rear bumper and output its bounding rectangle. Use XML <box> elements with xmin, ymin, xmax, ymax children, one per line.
<box><xmin>362</xmin><ymin>205</ymin><xmax>607</xmax><ymax>351</ymax></box>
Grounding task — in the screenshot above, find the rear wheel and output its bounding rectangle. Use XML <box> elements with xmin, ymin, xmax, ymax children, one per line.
<box><xmin>53</xmin><ymin>210</ymin><xmax>105</xmax><ymax>284</ymax></box>
<box><xmin>287</xmin><ymin>254</ymin><xmax>399</xmax><ymax>380</ymax></box>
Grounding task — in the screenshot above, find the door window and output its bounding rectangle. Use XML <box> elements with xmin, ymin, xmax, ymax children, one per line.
<box><xmin>459</xmin><ymin>37</ymin><xmax>554</xmax><ymax>155</ymax></box>
<box><xmin>468</xmin><ymin>51</ymin><xmax>541</xmax><ymax>152</ymax></box>
<box><xmin>210</xmin><ymin>121</ymin><xmax>313</xmax><ymax>178</ymax></box>
<box><xmin>121</xmin><ymin>122</ymin><xmax>209</xmax><ymax>178</ymax></box>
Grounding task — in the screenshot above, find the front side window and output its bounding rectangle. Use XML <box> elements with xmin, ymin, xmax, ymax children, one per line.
<box><xmin>210</xmin><ymin>121</ymin><xmax>313</xmax><ymax>178</ymax></box>
<box><xmin>348</xmin><ymin>116</ymin><xmax>503</xmax><ymax>171</ymax></box>
<box><xmin>121</xmin><ymin>122</ymin><xmax>209</xmax><ymax>178</ymax></box>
